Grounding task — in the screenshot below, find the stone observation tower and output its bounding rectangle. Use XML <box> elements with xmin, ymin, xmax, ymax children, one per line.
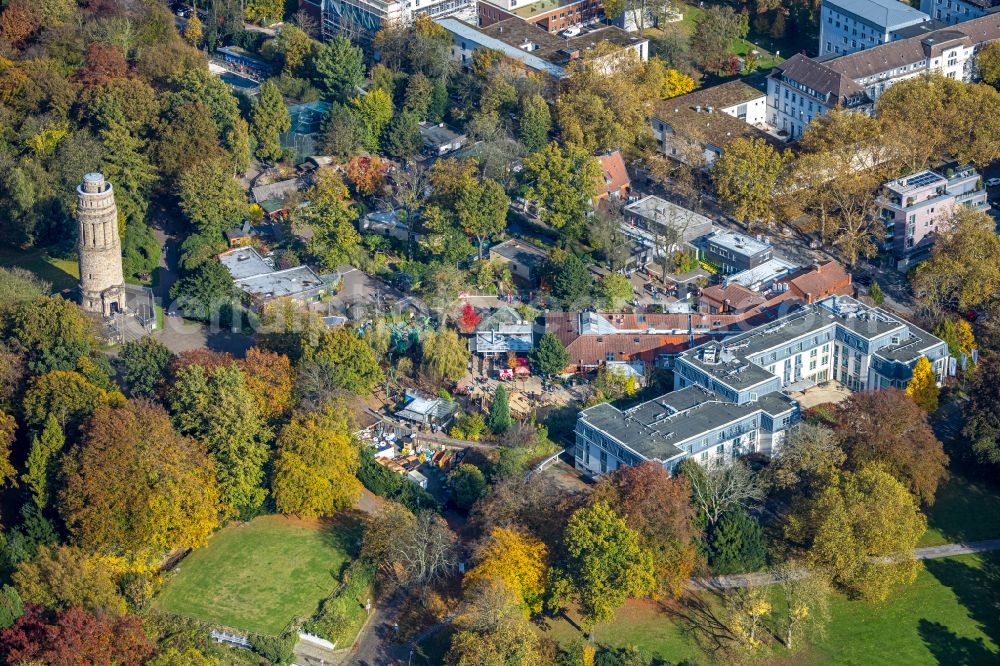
<box><xmin>77</xmin><ymin>172</ymin><xmax>126</xmax><ymax>317</ymax></box>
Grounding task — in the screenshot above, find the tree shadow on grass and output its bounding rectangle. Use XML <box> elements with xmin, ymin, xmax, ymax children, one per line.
<box><xmin>922</xmin><ymin>552</ymin><xmax>1000</xmax><ymax>663</ymax></box>
<box><xmin>662</xmin><ymin>591</ymin><xmax>735</xmax><ymax>657</ymax></box>
<box><xmin>918</xmin><ymin>620</ymin><xmax>996</xmax><ymax>665</ymax></box>
<box><xmin>317</xmin><ymin>513</ymin><xmax>365</xmax><ymax>558</ymax></box>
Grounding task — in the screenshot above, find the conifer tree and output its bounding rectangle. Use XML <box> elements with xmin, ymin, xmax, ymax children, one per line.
<box><xmin>488</xmin><ymin>384</ymin><xmax>513</xmax><ymax>433</ymax></box>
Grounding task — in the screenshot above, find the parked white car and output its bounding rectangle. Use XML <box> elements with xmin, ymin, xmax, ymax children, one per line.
<box><xmin>985</xmin><ymin>177</ymin><xmax>1000</xmax><ymax>187</ymax></box>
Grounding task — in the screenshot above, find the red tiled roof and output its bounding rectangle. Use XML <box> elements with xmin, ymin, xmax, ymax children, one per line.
<box><xmin>544</xmin><ymin>308</ymin><xmax>787</xmax><ymax>371</ymax></box>
<box><xmin>779</xmin><ymin>261</ymin><xmax>853</xmax><ymax>303</ymax></box>
<box><xmin>699</xmin><ymin>283</ymin><xmax>767</xmax><ymax>312</ymax></box>
<box><xmin>595</xmin><ymin>150</ymin><xmax>630</xmax><ymax>199</ymax></box>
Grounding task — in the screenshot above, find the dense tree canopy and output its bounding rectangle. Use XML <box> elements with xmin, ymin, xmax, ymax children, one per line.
<box><xmin>272</xmin><ymin>408</ymin><xmax>361</xmax><ymax>517</ymax></box>
<box><xmin>60</xmin><ymin>401</ymin><xmax>222</xmax><ymax>562</ymax></box>
<box><xmin>168</xmin><ymin>363</ymin><xmax>269</xmax><ymax>516</ymax></box>
<box><xmin>787</xmin><ymin>465</ymin><xmax>926</xmax><ymax>602</ymax></box>
<box><xmin>835</xmin><ymin>389</ymin><xmax>947</xmax><ymax>506</ymax></box>
<box><xmin>550</xmin><ymin>501</ymin><xmax>655</xmax><ymax>629</ymax></box>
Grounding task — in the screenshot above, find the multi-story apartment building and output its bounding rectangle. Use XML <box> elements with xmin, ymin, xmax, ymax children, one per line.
<box><xmin>308</xmin><ymin>0</ymin><xmax>471</xmax><ymax>42</ymax></box>
<box><xmin>820</xmin><ymin>0</ymin><xmax>934</xmax><ymax>56</ymax></box>
<box><xmin>700</xmin><ymin>229</ymin><xmax>774</xmax><ymax>276</ymax></box>
<box><xmin>437</xmin><ymin>17</ymin><xmax>648</xmax><ymax>79</ymax></box>
<box><xmin>649</xmin><ymin>80</ymin><xmax>776</xmax><ymax>168</ymax></box>
<box><xmin>878</xmin><ymin>166</ymin><xmax>989</xmax><ymax>269</ymax></box>
<box><xmin>477</xmin><ymin>0</ymin><xmax>604</xmax><ymax>33</ymax></box>
<box><xmin>574</xmin><ymin>295</ymin><xmax>949</xmax><ymax>477</ymax></box>
<box><xmin>768</xmin><ymin>12</ymin><xmax>1000</xmax><ymax>138</ymax></box>
<box><xmin>921</xmin><ymin>0</ymin><xmax>1000</xmax><ymax>25</ymax></box>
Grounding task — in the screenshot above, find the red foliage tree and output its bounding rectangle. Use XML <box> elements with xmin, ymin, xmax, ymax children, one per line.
<box><xmin>593</xmin><ymin>462</ymin><xmax>701</xmax><ymax>598</ymax></box>
<box><xmin>167</xmin><ymin>349</ymin><xmax>235</xmax><ymax>378</ymax></box>
<box><xmin>834</xmin><ymin>388</ymin><xmax>948</xmax><ymax>506</ymax></box>
<box><xmin>76</xmin><ymin>43</ymin><xmax>129</xmax><ymax>87</ymax></box>
<box><xmin>458</xmin><ymin>302</ymin><xmax>482</xmax><ymax>334</ymax></box>
<box><xmin>0</xmin><ymin>2</ymin><xmax>40</xmax><ymax>45</ymax></box>
<box><xmin>0</xmin><ymin>605</ymin><xmax>154</xmax><ymax>665</ymax></box>
<box><xmin>344</xmin><ymin>155</ymin><xmax>388</xmax><ymax>197</ymax></box>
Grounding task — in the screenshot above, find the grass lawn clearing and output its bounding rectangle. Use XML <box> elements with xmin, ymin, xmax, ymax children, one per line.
<box><xmin>154</xmin><ymin>515</ymin><xmax>361</xmax><ymax>636</ymax></box>
<box><xmin>921</xmin><ymin>474</ymin><xmax>1000</xmax><ymax>547</ymax></box>
<box><xmin>540</xmin><ymin>554</ymin><xmax>999</xmax><ymax>665</ymax></box>
<box><xmin>0</xmin><ymin>245</ymin><xmax>79</xmax><ymax>291</ymax></box>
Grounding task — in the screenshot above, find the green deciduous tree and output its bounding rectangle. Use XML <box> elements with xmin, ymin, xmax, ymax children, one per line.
<box><xmin>272</xmin><ymin>407</ymin><xmax>362</xmax><ymax>517</ymax></box>
<box><xmin>420</xmin><ymin>328</ymin><xmax>470</xmax><ymax>383</ymax></box>
<box><xmin>691</xmin><ymin>5</ymin><xmax>747</xmax><ymax>73</ymax></box>
<box><xmin>449</xmin><ymin>463</ymin><xmax>487</xmax><ymax>511</ymax></box>
<box><xmin>298</xmin><ymin>167</ymin><xmax>362</xmax><ymax>271</ymax></box>
<box><xmin>168</xmin><ymin>364</ymin><xmax>269</xmax><ymax>516</ymax></box>
<box><xmin>250</xmin><ymin>80</ymin><xmax>290</xmax><ymax>162</ymax></box>
<box><xmin>314</xmin><ymin>36</ymin><xmax>364</xmax><ymax>102</ymax></box>
<box><xmin>0</xmin><ymin>410</ymin><xmax>16</xmax><ymax>491</ymax></box>
<box><xmin>592</xmin><ymin>462</ymin><xmax>699</xmax><ymax>599</ymax></box>
<box><xmin>773</xmin><ymin>562</ymin><xmax>832</xmax><ymax>653</ymax></box>
<box><xmin>787</xmin><ymin>465</ymin><xmax>926</xmax><ymax>602</ymax></box>
<box><xmin>169</xmin><ymin>260</ymin><xmax>237</xmax><ymax>323</ymax></box>
<box><xmin>22</xmin><ymin>371</ymin><xmax>115</xmax><ymax>431</ymax></box>
<box><xmin>243</xmin><ymin>0</ymin><xmax>283</xmax><ymax>23</ymax></box>
<box><xmin>551</xmin><ymin>501</ymin><xmax>655</xmax><ymax>629</ymax></box>
<box><xmin>60</xmin><ymin>401</ymin><xmax>222</xmax><ymax>562</ymax></box>
<box><xmin>300</xmin><ymin>326</ymin><xmax>384</xmax><ymax>397</ymax></box>
<box><xmin>458</xmin><ymin>179</ymin><xmax>509</xmax><ymax>260</ymax></box>
<box><xmin>596</xmin><ymin>273</ymin><xmax>634</xmax><ymax>310</ymax></box>
<box><xmin>519</xmin><ymin>94</ymin><xmax>551</xmax><ymax>153</ymax></box>
<box><xmin>488</xmin><ymin>384</ymin><xmax>513</xmax><ymax>433</ymax></box>
<box><xmin>712</xmin><ymin>137</ymin><xmax>785</xmax><ymax>228</ymax></box>
<box><xmin>177</xmin><ymin>157</ymin><xmax>248</xmax><ymax>236</ymax></box>
<box><xmin>119</xmin><ymin>336</ymin><xmax>172</xmax><ymax>399</ymax></box>
<box><xmin>979</xmin><ymin>41</ymin><xmax>1000</xmax><ymax>87</ymax></box>
<box><xmin>528</xmin><ymin>332</ymin><xmax>569</xmax><ymax>376</ymax></box>
<box><xmin>349</xmin><ymin>88</ymin><xmax>393</xmax><ymax>153</ymax></box>
<box><xmin>911</xmin><ymin>207</ymin><xmax>1000</xmax><ymax>316</ymax></box>
<box><xmin>522</xmin><ymin>142</ymin><xmax>600</xmax><ymax>240</ymax></box>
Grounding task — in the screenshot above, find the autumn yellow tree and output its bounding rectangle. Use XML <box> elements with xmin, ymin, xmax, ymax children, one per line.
<box><xmin>60</xmin><ymin>401</ymin><xmax>222</xmax><ymax>564</ymax></box>
<box><xmin>464</xmin><ymin>528</ymin><xmax>548</xmax><ymax>615</ymax></box>
<box><xmin>13</xmin><ymin>545</ymin><xmax>126</xmax><ymax>615</ymax></box>
<box><xmin>22</xmin><ymin>371</ymin><xmax>122</xmax><ymax>429</ymax></box>
<box><xmin>906</xmin><ymin>356</ymin><xmax>939</xmax><ymax>413</ymax></box>
<box><xmin>183</xmin><ymin>15</ymin><xmax>202</xmax><ymax>46</ymax></box>
<box><xmin>725</xmin><ymin>585</ymin><xmax>772</xmax><ymax>652</ymax></box>
<box><xmin>238</xmin><ymin>347</ymin><xmax>295</xmax><ymax>423</ymax></box>
<box><xmin>0</xmin><ymin>409</ymin><xmax>15</xmax><ymax>490</ymax></box>
<box><xmin>787</xmin><ymin>465</ymin><xmax>926</xmax><ymax>602</ymax></box>
<box><xmin>658</xmin><ymin>66</ymin><xmax>695</xmax><ymax>99</ymax></box>
<box><xmin>272</xmin><ymin>407</ymin><xmax>362</xmax><ymax>518</ymax></box>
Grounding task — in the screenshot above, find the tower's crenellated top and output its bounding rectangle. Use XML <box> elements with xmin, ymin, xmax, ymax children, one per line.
<box><xmin>79</xmin><ymin>172</ymin><xmax>112</xmax><ymax>196</ymax></box>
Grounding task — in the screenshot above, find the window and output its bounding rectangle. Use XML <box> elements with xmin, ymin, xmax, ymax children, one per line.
<box><xmin>716</xmin><ymin>444</ymin><xmax>725</xmax><ymax>454</ymax></box>
<box><xmin>605</xmin><ymin>352</ymin><xmax>615</xmax><ymax>362</ymax></box>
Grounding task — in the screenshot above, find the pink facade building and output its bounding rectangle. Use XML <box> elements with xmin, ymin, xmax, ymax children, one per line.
<box><xmin>878</xmin><ymin>166</ymin><xmax>989</xmax><ymax>270</ymax></box>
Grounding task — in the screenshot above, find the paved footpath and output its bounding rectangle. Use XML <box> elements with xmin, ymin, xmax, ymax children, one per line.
<box><xmin>691</xmin><ymin>539</ymin><xmax>1000</xmax><ymax>591</ymax></box>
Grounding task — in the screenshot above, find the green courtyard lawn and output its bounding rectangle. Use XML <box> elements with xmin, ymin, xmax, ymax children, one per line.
<box><xmin>921</xmin><ymin>474</ymin><xmax>1000</xmax><ymax>547</ymax></box>
<box><xmin>537</xmin><ymin>553</ymin><xmax>1000</xmax><ymax>665</ymax></box>
<box><xmin>154</xmin><ymin>515</ymin><xmax>362</xmax><ymax>636</ymax></box>
<box><xmin>0</xmin><ymin>245</ymin><xmax>79</xmax><ymax>291</ymax></box>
